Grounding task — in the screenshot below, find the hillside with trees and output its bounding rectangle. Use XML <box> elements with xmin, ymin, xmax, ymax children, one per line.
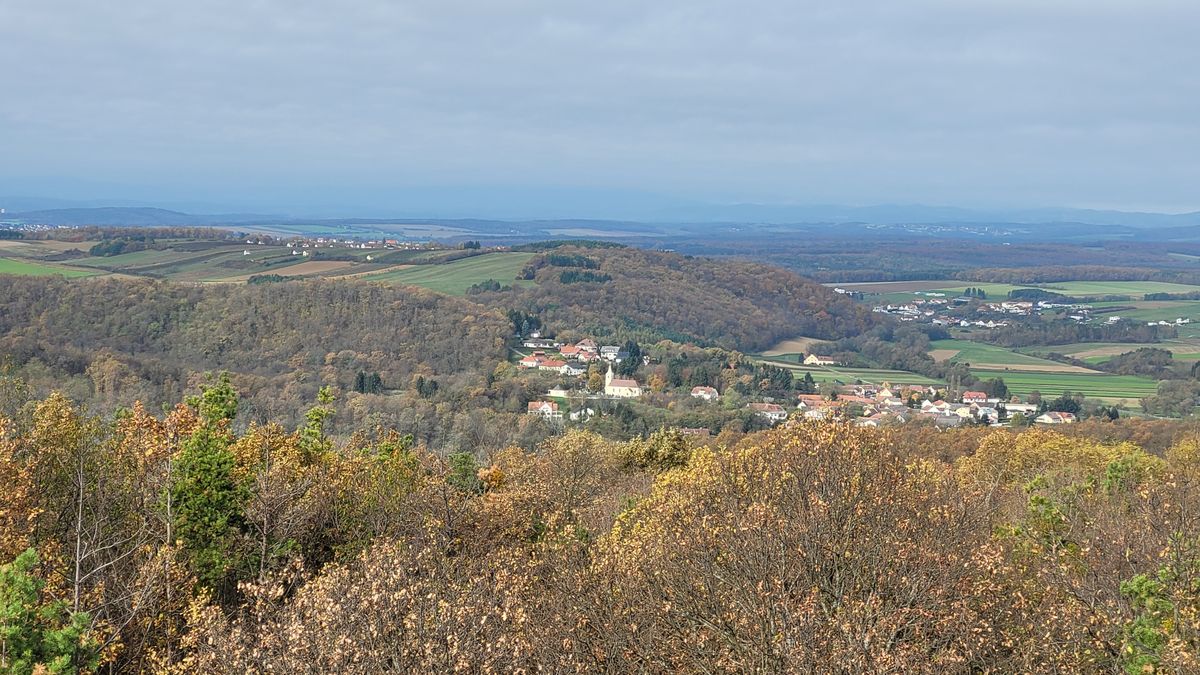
<box><xmin>0</xmin><ymin>276</ymin><xmax>515</xmax><ymax>434</ymax></box>
<box><xmin>0</xmin><ymin>247</ymin><xmax>870</xmax><ymax>433</ymax></box>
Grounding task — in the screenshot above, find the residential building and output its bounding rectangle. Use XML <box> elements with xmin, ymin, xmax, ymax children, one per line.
<box><xmin>748</xmin><ymin>402</ymin><xmax>789</xmax><ymax>424</ymax></box>
<box><xmin>1035</xmin><ymin>411</ymin><xmax>1077</xmax><ymax>425</ymax></box>
<box><xmin>690</xmin><ymin>386</ymin><xmax>719</xmax><ymax>401</ymax></box>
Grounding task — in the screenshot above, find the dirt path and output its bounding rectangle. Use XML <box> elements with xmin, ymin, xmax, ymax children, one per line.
<box><xmin>761</xmin><ymin>336</ymin><xmax>825</xmax><ymax>356</ymax></box>
<box><xmin>929</xmin><ymin>349</ymin><xmax>959</xmax><ymax>362</ymax></box>
<box><xmin>971</xmin><ymin>362</ymin><xmax>1100</xmax><ymax>374</ymax></box>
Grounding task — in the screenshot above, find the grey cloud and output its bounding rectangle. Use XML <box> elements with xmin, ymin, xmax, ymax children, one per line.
<box><xmin>1</xmin><ymin>0</ymin><xmax>1198</xmax><ymax>214</ymax></box>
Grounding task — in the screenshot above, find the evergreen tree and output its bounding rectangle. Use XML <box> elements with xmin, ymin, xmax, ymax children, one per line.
<box><xmin>172</xmin><ymin>373</ymin><xmax>248</xmax><ymax>591</ymax></box>
<box><xmin>0</xmin><ymin>549</ymin><xmax>99</xmax><ymax>675</ymax></box>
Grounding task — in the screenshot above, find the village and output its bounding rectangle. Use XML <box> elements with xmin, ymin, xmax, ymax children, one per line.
<box><xmin>515</xmin><ymin>333</ymin><xmax>1073</xmax><ymax>431</ymax></box>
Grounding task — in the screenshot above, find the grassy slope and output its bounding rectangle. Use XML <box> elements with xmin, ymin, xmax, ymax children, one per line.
<box><xmin>0</xmin><ymin>257</ymin><xmax>98</xmax><ymax>278</ymax></box>
<box><xmin>363</xmin><ymin>252</ymin><xmax>536</xmax><ymax>295</ymax></box>
<box><xmin>930</xmin><ymin>339</ymin><xmax>1075</xmax><ymax>368</ymax></box>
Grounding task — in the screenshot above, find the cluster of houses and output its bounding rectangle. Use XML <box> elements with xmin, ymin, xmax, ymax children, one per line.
<box><xmin>522</xmin><ymin>337</ymin><xmax>648</xmax><ymax>418</ymax></box>
<box><xmin>518</xmin><ymin>337</ymin><xmax>644</xmax><ymax>392</ymax></box>
<box><xmin>685</xmin><ymin>382</ymin><xmax>1075</xmax><ymax>429</ymax></box>
<box><xmin>873</xmin><ymin>296</ymin><xmax>1099</xmax><ymax>328</ymax></box>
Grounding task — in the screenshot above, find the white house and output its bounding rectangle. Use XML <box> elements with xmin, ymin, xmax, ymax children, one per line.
<box><xmin>803</xmin><ymin>354</ymin><xmax>840</xmax><ymax>366</ymax></box>
<box><xmin>560</xmin><ymin>363</ymin><xmax>587</xmax><ymax>377</ymax></box>
<box><xmin>748</xmin><ymin>402</ymin><xmax>789</xmax><ymax>424</ymax></box>
<box><xmin>1035</xmin><ymin>411</ymin><xmax>1077</xmax><ymax>425</ymax></box>
<box><xmin>527</xmin><ymin>401</ymin><xmax>563</xmax><ymax>421</ymax></box>
<box><xmin>1005</xmin><ymin>402</ymin><xmax>1039</xmax><ymax>415</ymax></box>
<box><xmin>690</xmin><ymin>386</ymin><xmax>719</xmax><ymax>401</ymax></box>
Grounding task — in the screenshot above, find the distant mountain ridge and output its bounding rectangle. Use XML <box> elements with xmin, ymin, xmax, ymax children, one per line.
<box><xmin>8</xmin><ymin>206</ymin><xmax>278</xmax><ymax>226</ymax></box>
<box><xmin>6</xmin><ymin>201</ymin><xmax>1200</xmax><ymax>230</ymax></box>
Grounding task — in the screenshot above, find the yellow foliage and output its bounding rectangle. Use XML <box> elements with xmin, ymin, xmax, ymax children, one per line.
<box><xmin>957</xmin><ymin>428</ymin><xmax>1162</xmax><ymax>489</ymax></box>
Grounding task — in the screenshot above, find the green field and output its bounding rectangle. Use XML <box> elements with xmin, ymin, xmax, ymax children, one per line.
<box><xmin>1088</xmin><ymin>300</ymin><xmax>1200</xmax><ymax>323</ymax></box>
<box><xmin>851</xmin><ymin>279</ymin><xmax>1200</xmax><ymax>304</ymax></box>
<box><xmin>73</xmin><ymin>248</ymin><xmax>191</xmax><ymax>268</ymax></box>
<box><xmin>757</xmin><ymin>356</ymin><xmax>943</xmax><ymax>386</ymax></box>
<box><xmin>970</xmin><ymin>369</ymin><xmax>1158</xmax><ymax>401</ymax></box>
<box><xmin>0</xmin><ymin>257</ymin><xmax>97</xmax><ymax>278</ymax></box>
<box><xmin>1035</xmin><ymin>280</ymin><xmax>1200</xmax><ymax>296</ymax></box>
<box><xmin>363</xmin><ymin>252</ymin><xmax>536</xmax><ymax>295</ymax></box>
<box><xmin>929</xmin><ymin>339</ymin><xmax>1074</xmax><ymax>368</ymax></box>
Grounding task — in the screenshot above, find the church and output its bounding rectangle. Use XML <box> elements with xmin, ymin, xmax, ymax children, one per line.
<box><xmin>604</xmin><ymin>364</ymin><xmax>642</xmax><ymax>398</ymax></box>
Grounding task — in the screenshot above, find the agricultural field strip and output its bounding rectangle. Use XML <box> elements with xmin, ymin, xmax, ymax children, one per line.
<box><xmin>929</xmin><ymin>339</ymin><xmax>1098</xmax><ymax>372</ymax></box>
<box><xmin>834</xmin><ymin>278</ymin><xmax>1200</xmax><ymax>295</ymax></box>
<box><xmin>969</xmin><ymin>368</ymin><xmax>1159</xmax><ymax>400</ymax></box>
<box><xmin>0</xmin><ymin>256</ymin><xmax>99</xmax><ymax>278</ymax></box>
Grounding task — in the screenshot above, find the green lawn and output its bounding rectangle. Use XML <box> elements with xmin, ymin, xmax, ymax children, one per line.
<box><xmin>969</xmin><ymin>369</ymin><xmax>1158</xmax><ymax>401</ymax></box>
<box><xmin>363</xmin><ymin>252</ymin><xmax>536</xmax><ymax>295</ymax></box>
<box><xmin>930</xmin><ymin>339</ymin><xmax>1072</xmax><ymax>368</ymax></box>
<box><xmin>0</xmin><ymin>257</ymin><xmax>97</xmax><ymax>278</ymax></box>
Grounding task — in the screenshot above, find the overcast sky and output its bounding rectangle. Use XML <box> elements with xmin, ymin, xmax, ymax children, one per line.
<box><xmin>2</xmin><ymin>0</ymin><xmax>1198</xmax><ymax>216</ymax></box>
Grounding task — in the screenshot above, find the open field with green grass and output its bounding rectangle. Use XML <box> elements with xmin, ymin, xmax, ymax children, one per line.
<box><xmin>970</xmin><ymin>368</ymin><xmax>1158</xmax><ymax>402</ymax></box>
<box><xmin>929</xmin><ymin>339</ymin><xmax>1092</xmax><ymax>371</ymax></box>
<box><xmin>1020</xmin><ymin>340</ymin><xmax>1200</xmax><ymax>359</ymax></box>
<box><xmin>1088</xmin><ymin>300</ymin><xmax>1200</xmax><ymax>323</ymax></box>
<box><xmin>0</xmin><ymin>257</ymin><xmax>99</xmax><ymax>278</ymax></box>
<box><xmin>837</xmin><ymin>279</ymin><xmax>1200</xmax><ymax>304</ymax></box>
<box><xmin>1035</xmin><ymin>280</ymin><xmax>1200</xmax><ymax>296</ymax></box>
<box><xmin>363</xmin><ymin>252</ymin><xmax>536</xmax><ymax>295</ymax></box>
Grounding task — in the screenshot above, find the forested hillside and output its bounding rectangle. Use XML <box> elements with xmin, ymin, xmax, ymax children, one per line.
<box><xmin>0</xmin><ymin>276</ymin><xmax>512</xmax><ymax>429</ymax></box>
<box><xmin>492</xmin><ymin>245</ymin><xmax>875</xmax><ymax>350</ymax></box>
<box><xmin>4</xmin><ymin>384</ymin><xmax>1200</xmax><ymax>673</ymax></box>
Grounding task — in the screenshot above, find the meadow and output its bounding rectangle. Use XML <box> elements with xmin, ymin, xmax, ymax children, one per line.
<box><xmin>0</xmin><ymin>257</ymin><xmax>97</xmax><ymax>278</ymax></box>
<box><xmin>1088</xmin><ymin>300</ymin><xmax>1200</xmax><ymax>323</ymax></box>
<box><xmin>838</xmin><ymin>279</ymin><xmax>1200</xmax><ymax>304</ymax></box>
<box><xmin>929</xmin><ymin>338</ymin><xmax>1090</xmax><ymax>371</ymax></box>
<box><xmin>363</xmin><ymin>252</ymin><xmax>536</xmax><ymax>295</ymax></box>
